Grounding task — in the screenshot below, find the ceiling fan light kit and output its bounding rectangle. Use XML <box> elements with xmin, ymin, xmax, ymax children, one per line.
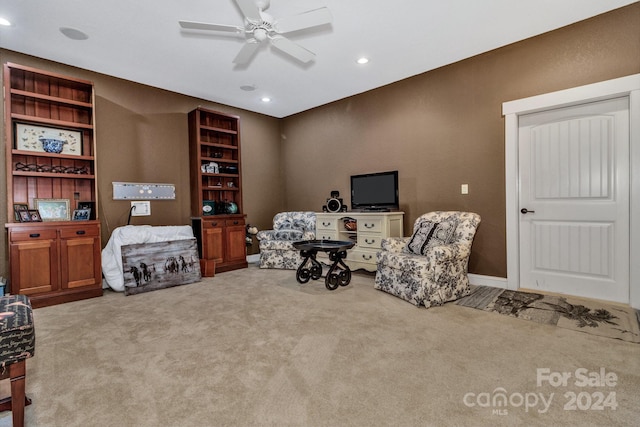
<box><xmin>179</xmin><ymin>0</ymin><xmax>332</xmax><ymax>66</ymax></box>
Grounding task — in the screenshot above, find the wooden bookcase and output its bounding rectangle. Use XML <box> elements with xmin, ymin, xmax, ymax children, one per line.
<box><xmin>188</xmin><ymin>107</ymin><xmax>247</xmax><ymax>275</ymax></box>
<box><xmin>3</xmin><ymin>62</ymin><xmax>102</xmax><ymax>307</ymax></box>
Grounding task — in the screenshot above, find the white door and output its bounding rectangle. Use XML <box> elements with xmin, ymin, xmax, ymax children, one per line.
<box><xmin>518</xmin><ymin>96</ymin><xmax>630</xmax><ymax>303</ymax></box>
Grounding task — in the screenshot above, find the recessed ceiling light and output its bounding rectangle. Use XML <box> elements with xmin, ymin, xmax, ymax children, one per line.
<box><xmin>0</xmin><ymin>17</ymin><xmax>11</xmax><ymax>26</ymax></box>
<box><xmin>356</xmin><ymin>57</ymin><xmax>369</xmax><ymax>64</ymax></box>
<box><xmin>240</xmin><ymin>84</ymin><xmax>256</xmax><ymax>91</ymax></box>
<box><xmin>261</xmin><ymin>97</ymin><xmax>271</xmax><ymax>103</ymax></box>
<box><xmin>59</xmin><ymin>27</ymin><xmax>89</xmax><ymax>40</ymax></box>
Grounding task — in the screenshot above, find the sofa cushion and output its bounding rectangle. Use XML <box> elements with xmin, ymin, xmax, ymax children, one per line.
<box><xmin>405</xmin><ymin>220</ymin><xmax>457</xmax><ymax>255</ymax></box>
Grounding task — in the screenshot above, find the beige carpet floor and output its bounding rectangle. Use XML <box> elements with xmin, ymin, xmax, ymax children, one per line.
<box><xmin>1</xmin><ymin>264</ymin><xmax>639</xmax><ymax>427</ymax></box>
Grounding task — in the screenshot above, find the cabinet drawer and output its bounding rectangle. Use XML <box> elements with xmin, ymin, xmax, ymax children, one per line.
<box><xmin>10</xmin><ymin>229</ymin><xmax>57</xmax><ymax>242</ymax></box>
<box><xmin>225</xmin><ymin>219</ymin><xmax>245</xmax><ymax>227</ymax></box>
<box><xmin>59</xmin><ymin>225</ymin><xmax>99</xmax><ymax>239</ymax></box>
<box><xmin>358</xmin><ymin>233</ymin><xmax>383</xmax><ymax>249</ymax></box>
<box><xmin>358</xmin><ymin>219</ymin><xmax>383</xmax><ymax>233</ymax></box>
<box><xmin>316</xmin><ymin>231</ymin><xmax>338</xmax><ymax>241</ymax></box>
<box><xmin>317</xmin><ymin>217</ymin><xmax>339</xmax><ymax>231</ymax></box>
<box><xmin>203</xmin><ymin>219</ymin><xmax>224</xmax><ymax>228</ymax></box>
<box><xmin>347</xmin><ymin>248</ymin><xmax>377</xmax><ymax>264</ymax></box>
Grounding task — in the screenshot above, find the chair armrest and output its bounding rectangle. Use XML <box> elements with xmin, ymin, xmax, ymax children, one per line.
<box><xmin>381</xmin><ymin>237</ymin><xmax>411</xmax><ymax>253</ymax></box>
<box><xmin>425</xmin><ymin>243</ymin><xmax>470</xmax><ymax>264</ymax></box>
<box><xmin>301</xmin><ymin>231</ymin><xmax>316</xmax><ymax>240</ymax></box>
<box><xmin>256</xmin><ymin>229</ymin><xmax>304</xmax><ymax>241</ymax></box>
<box><xmin>256</xmin><ymin>230</ymin><xmax>275</xmax><ymax>241</ymax></box>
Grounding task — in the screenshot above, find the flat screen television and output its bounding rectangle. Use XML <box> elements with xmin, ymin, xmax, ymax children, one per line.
<box><xmin>350</xmin><ymin>171</ymin><xmax>399</xmax><ymax>211</ymax></box>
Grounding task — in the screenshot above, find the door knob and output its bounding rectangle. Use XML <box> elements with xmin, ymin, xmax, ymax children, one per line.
<box><xmin>520</xmin><ymin>208</ymin><xmax>535</xmax><ymax>214</ymax></box>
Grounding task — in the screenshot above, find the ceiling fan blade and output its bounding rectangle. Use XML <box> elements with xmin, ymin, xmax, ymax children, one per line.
<box><xmin>233</xmin><ymin>39</ymin><xmax>261</xmax><ymax>65</ymax></box>
<box><xmin>179</xmin><ymin>20</ymin><xmax>243</xmax><ymax>33</ymax></box>
<box><xmin>234</xmin><ymin>0</ymin><xmax>262</xmax><ymax>22</ymax></box>
<box><xmin>275</xmin><ymin>7</ymin><xmax>332</xmax><ymax>33</ymax></box>
<box><xmin>270</xmin><ymin>36</ymin><xmax>315</xmax><ymax>63</ymax></box>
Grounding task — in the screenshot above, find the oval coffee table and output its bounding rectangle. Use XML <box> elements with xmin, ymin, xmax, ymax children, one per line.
<box><xmin>292</xmin><ymin>240</ymin><xmax>355</xmax><ymax>290</ymax></box>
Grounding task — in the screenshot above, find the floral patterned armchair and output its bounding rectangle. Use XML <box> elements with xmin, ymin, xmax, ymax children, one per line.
<box><xmin>375</xmin><ymin>211</ymin><xmax>481</xmax><ymax>307</ymax></box>
<box><xmin>257</xmin><ymin>211</ymin><xmax>317</xmax><ymax>269</ymax></box>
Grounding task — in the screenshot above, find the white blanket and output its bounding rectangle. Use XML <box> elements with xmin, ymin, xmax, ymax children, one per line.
<box><xmin>102</xmin><ymin>225</ymin><xmax>195</xmax><ymax>291</ymax></box>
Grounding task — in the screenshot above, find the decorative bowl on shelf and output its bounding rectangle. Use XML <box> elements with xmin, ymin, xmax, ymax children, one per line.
<box><xmin>39</xmin><ymin>137</ymin><xmax>67</xmax><ymax>154</ymax></box>
<box><xmin>343</xmin><ymin>218</ymin><xmax>357</xmax><ymax>231</ymax></box>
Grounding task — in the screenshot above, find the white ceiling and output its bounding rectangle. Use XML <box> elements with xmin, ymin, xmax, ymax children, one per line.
<box><xmin>0</xmin><ymin>0</ymin><xmax>636</xmax><ymax>118</ymax></box>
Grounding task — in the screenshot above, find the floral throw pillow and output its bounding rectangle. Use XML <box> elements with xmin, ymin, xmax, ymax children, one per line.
<box><xmin>405</xmin><ymin>220</ymin><xmax>458</xmax><ymax>255</ymax></box>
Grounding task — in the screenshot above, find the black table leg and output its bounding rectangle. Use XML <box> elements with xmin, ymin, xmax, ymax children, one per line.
<box><xmin>325</xmin><ymin>250</ymin><xmax>352</xmax><ymax>290</ymax></box>
<box><xmin>296</xmin><ymin>249</ymin><xmax>323</xmax><ymax>284</ymax></box>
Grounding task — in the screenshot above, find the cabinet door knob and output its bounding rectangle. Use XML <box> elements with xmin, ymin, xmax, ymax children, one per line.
<box><xmin>233</xmin><ymin>221</ymin><xmax>239</xmax><ymax>225</ymax></box>
<box><xmin>365</xmin><ymin>223</ymin><xmax>374</xmax><ymax>229</ymax></box>
<box><xmin>29</xmin><ymin>233</ymin><xmax>40</xmax><ymax>238</ymax></box>
<box><xmin>362</xmin><ymin>254</ymin><xmax>372</xmax><ymax>260</ymax></box>
<box><xmin>76</xmin><ymin>230</ymin><xmax>86</xmax><ymax>235</ymax></box>
<box><xmin>323</xmin><ymin>221</ymin><xmax>330</xmax><ymax>227</ymax></box>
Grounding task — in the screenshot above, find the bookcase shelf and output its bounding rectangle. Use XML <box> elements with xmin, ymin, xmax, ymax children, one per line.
<box><xmin>188</xmin><ymin>107</ymin><xmax>247</xmax><ymax>275</ymax></box>
<box><xmin>4</xmin><ymin>62</ymin><xmax>102</xmax><ymax>307</ymax></box>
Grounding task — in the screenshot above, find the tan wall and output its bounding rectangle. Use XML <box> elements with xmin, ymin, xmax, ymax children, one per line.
<box><xmin>1</xmin><ymin>3</ymin><xmax>639</xmax><ymax>279</ymax></box>
<box><xmin>280</xmin><ymin>3</ymin><xmax>640</xmax><ymax>277</ymax></box>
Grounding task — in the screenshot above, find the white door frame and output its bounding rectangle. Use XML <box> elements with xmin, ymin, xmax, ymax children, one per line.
<box><xmin>503</xmin><ymin>74</ymin><xmax>640</xmax><ymax>309</ymax></box>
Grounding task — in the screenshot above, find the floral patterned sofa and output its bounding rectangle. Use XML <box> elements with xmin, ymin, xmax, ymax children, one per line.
<box><xmin>257</xmin><ymin>211</ymin><xmax>317</xmax><ymax>269</ymax></box>
<box><xmin>375</xmin><ymin>211</ymin><xmax>481</xmax><ymax>307</ymax></box>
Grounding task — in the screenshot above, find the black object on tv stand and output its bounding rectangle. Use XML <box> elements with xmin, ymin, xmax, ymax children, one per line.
<box><xmin>361</xmin><ymin>207</ymin><xmax>391</xmax><ymax>212</ymax></box>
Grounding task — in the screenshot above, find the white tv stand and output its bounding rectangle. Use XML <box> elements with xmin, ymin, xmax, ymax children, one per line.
<box><xmin>315</xmin><ymin>211</ymin><xmax>405</xmax><ymax>272</ymax></box>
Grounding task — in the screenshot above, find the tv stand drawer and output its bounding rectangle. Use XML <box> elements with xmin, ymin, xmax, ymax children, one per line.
<box><xmin>315</xmin><ymin>211</ymin><xmax>404</xmax><ymax>271</ymax></box>
<box><xmin>358</xmin><ymin>219</ymin><xmax>382</xmax><ymax>233</ymax></box>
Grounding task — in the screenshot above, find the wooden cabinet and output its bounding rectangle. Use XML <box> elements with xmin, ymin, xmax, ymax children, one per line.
<box><xmin>188</xmin><ymin>107</ymin><xmax>247</xmax><ymax>275</ymax></box>
<box><xmin>7</xmin><ymin>222</ymin><xmax>102</xmax><ymax>308</ymax></box>
<box><xmin>191</xmin><ymin>217</ymin><xmax>247</xmax><ymax>275</ymax></box>
<box><xmin>3</xmin><ymin>62</ymin><xmax>102</xmax><ymax>307</ymax></box>
<box><xmin>316</xmin><ymin>212</ymin><xmax>404</xmax><ymax>272</ymax></box>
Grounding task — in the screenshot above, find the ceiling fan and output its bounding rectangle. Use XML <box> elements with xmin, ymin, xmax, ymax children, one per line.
<box><xmin>179</xmin><ymin>0</ymin><xmax>332</xmax><ymax>65</ymax></box>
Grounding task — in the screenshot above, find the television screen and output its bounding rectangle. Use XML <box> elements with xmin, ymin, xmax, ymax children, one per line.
<box><xmin>351</xmin><ymin>171</ymin><xmax>399</xmax><ymax>211</ymax></box>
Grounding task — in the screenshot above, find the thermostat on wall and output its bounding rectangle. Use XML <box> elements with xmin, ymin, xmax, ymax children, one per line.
<box><xmin>112</xmin><ymin>182</ymin><xmax>176</xmax><ymax>200</ymax></box>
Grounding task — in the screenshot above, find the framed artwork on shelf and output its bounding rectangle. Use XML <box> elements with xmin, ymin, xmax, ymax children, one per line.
<box><xmin>27</xmin><ymin>210</ymin><xmax>42</xmax><ymax>222</ymax></box>
<box><xmin>13</xmin><ymin>203</ymin><xmax>29</xmax><ymax>221</ymax></box>
<box><xmin>72</xmin><ymin>209</ymin><xmax>91</xmax><ymax>221</ymax></box>
<box><xmin>14</xmin><ymin>123</ymin><xmax>83</xmax><ymax>156</ymax></box>
<box><xmin>35</xmin><ymin>198</ymin><xmax>70</xmax><ymax>221</ymax></box>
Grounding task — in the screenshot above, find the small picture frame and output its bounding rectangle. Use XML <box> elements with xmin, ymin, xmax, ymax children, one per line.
<box><xmin>77</xmin><ymin>201</ymin><xmax>96</xmax><ymax>220</ymax></box>
<box><xmin>34</xmin><ymin>198</ymin><xmax>70</xmax><ymax>221</ymax></box>
<box><xmin>72</xmin><ymin>208</ymin><xmax>91</xmax><ymax>221</ymax></box>
<box><xmin>27</xmin><ymin>210</ymin><xmax>42</xmax><ymax>222</ymax></box>
<box><xmin>18</xmin><ymin>210</ymin><xmax>32</xmax><ymax>222</ymax></box>
<box><xmin>13</xmin><ymin>203</ymin><xmax>29</xmax><ymax>221</ymax></box>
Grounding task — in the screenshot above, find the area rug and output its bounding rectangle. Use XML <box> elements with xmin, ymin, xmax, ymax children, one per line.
<box><xmin>456</xmin><ymin>286</ymin><xmax>640</xmax><ymax>344</ymax></box>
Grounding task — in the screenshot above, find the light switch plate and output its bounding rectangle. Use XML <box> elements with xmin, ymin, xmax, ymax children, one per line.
<box><xmin>461</xmin><ymin>184</ymin><xmax>469</xmax><ymax>195</ymax></box>
<box><xmin>131</xmin><ymin>201</ymin><xmax>151</xmax><ymax>216</ymax></box>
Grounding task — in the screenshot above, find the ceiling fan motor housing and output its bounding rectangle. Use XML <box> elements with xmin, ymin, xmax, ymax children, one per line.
<box><xmin>255</xmin><ymin>0</ymin><xmax>270</xmax><ymax>11</ymax></box>
<box><xmin>179</xmin><ymin>0</ymin><xmax>332</xmax><ymax>65</ymax></box>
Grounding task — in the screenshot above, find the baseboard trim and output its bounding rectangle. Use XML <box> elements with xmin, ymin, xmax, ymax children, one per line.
<box><xmin>247</xmin><ymin>254</ymin><xmax>260</xmax><ymax>263</ymax></box>
<box><xmin>468</xmin><ymin>274</ymin><xmax>507</xmax><ymax>289</ymax></box>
